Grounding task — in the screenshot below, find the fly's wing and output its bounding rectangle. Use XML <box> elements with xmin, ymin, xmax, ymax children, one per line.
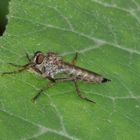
<box><xmin>53</xmin><ymin>69</ymin><xmax>71</xmax><ymax>79</ymax></box>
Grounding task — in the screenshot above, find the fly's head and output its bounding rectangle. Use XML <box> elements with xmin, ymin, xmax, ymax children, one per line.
<box><xmin>29</xmin><ymin>51</ymin><xmax>46</xmax><ymax>73</ymax></box>
<box><xmin>30</xmin><ymin>51</ymin><xmax>62</xmax><ymax>74</ymax></box>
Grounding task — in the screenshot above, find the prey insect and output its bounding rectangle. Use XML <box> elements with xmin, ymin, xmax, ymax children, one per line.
<box><xmin>1</xmin><ymin>51</ymin><xmax>111</xmax><ymax>103</ymax></box>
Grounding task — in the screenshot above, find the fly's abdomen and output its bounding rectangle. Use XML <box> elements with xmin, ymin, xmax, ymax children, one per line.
<box><xmin>64</xmin><ymin>63</ymin><xmax>110</xmax><ymax>83</ymax></box>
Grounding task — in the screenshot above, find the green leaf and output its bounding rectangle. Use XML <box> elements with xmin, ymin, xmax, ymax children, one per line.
<box><xmin>0</xmin><ymin>0</ymin><xmax>140</xmax><ymax>140</ymax></box>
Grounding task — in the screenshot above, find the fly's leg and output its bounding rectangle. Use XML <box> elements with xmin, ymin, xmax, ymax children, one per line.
<box><xmin>1</xmin><ymin>62</ymin><xmax>31</xmax><ymax>76</ymax></box>
<box><xmin>32</xmin><ymin>81</ymin><xmax>55</xmax><ymax>103</ymax></box>
<box><xmin>32</xmin><ymin>77</ymin><xmax>96</xmax><ymax>104</ymax></box>
<box><xmin>1</xmin><ymin>53</ymin><xmax>32</xmax><ymax>75</ymax></box>
<box><xmin>71</xmin><ymin>52</ymin><xmax>78</xmax><ymax>65</ymax></box>
<box><xmin>25</xmin><ymin>52</ymin><xmax>31</xmax><ymax>61</ymax></box>
<box><xmin>1</xmin><ymin>69</ymin><xmax>24</xmax><ymax>75</ymax></box>
<box><xmin>32</xmin><ymin>89</ymin><xmax>43</xmax><ymax>102</ymax></box>
<box><xmin>8</xmin><ymin>63</ymin><xmax>23</xmax><ymax>67</ymax></box>
<box><xmin>55</xmin><ymin>77</ymin><xmax>96</xmax><ymax>104</ymax></box>
<box><xmin>7</xmin><ymin>53</ymin><xmax>31</xmax><ymax>68</ymax></box>
<box><xmin>1</xmin><ymin>65</ymin><xmax>29</xmax><ymax>76</ymax></box>
<box><xmin>73</xmin><ymin>80</ymin><xmax>96</xmax><ymax>104</ymax></box>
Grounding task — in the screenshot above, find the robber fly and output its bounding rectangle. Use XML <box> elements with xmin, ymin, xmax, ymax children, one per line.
<box><xmin>1</xmin><ymin>51</ymin><xmax>111</xmax><ymax>103</ymax></box>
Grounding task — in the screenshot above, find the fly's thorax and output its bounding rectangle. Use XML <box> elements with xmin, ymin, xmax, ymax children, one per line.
<box><xmin>47</xmin><ymin>52</ymin><xmax>62</xmax><ymax>62</ymax></box>
<box><xmin>41</xmin><ymin>56</ymin><xmax>63</xmax><ymax>77</ymax></box>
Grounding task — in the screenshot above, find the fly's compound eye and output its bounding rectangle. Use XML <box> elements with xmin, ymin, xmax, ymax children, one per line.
<box><xmin>35</xmin><ymin>53</ymin><xmax>45</xmax><ymax>64</ymax></box>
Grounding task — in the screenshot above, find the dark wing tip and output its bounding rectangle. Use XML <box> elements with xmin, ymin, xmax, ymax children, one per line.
<box><xmin>101</xmin><ymin>78</ymin><xmax>111</xmax><ymax>83</ymax></box>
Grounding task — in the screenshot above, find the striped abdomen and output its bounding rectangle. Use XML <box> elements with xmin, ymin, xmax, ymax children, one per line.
<box><xmin>63</xmin><ymin>63</ymin><xmax>110</xmax><ymax>83</ymax></box>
